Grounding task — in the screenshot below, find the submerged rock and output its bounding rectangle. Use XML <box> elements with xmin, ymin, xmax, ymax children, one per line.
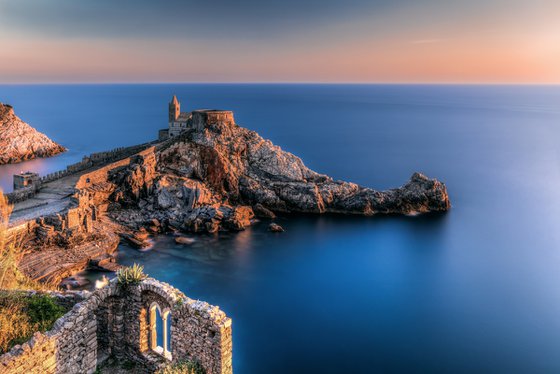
<box><xmin>0</xmin><ymin>103</ymin><xmax>65</xmax><ymax>165</ymax></box>
<box><xmin>268</xmin><ymin>223</ymin><xmax>284</xmax><ymax>232</ymax></box>
<box><xmin>175</xmin><ymin>236</ymin><xmax>195</xmax><ymax>245</ymax></box>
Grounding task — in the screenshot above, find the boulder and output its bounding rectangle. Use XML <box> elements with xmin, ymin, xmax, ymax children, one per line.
<box><xmin>223</xmin><ymin>206</ymin><xmax>254</xmax><ymax>231</ymax></box>
<box><xmin>157</xmin><ymin>187</ymin><xmax>175</xmax><ymax>209</ymax></box>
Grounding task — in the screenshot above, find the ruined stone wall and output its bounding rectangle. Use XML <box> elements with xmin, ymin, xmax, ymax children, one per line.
<box><xmin>0</xmin><ymin>279</ymin><xmax>233</xmax><ymax>374</ymax></box>
<box><xmin>0</xmin><ymin>290</ymin><xmax>89</xmax><ymax>374</ymax></box>
<box><xmin>172</xmin><ymin>296</ymin><xmax>233</xmax><ymax>374</ymax></box>
<box><xmin>0</xmin><ymin>333</ymin><xmax>58</xmax><ymax>374</ymax></box>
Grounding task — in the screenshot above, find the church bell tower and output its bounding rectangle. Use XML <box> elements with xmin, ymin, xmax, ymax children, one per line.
<box><xmin>169</xmin><ymin>95</ymin><xmax>180</xmax><ymax>122</ymax></box>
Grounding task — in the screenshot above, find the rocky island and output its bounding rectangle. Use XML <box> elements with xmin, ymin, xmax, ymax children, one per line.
<box><xmin>0</xmin><ymin>103</ymin><xmax>65</xmax><ymax>165</ymax></box>
<box><xmin>111</xmin><ymin>103</ymin><xmax>450</xmax><ymax>234</ymax></box>
<box><xmin>5</xmin><ymin>96</ymin><xmax>450</xmax><ymax>285</ymax></box>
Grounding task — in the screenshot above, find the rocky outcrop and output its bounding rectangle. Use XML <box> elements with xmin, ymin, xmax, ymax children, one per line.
<box><xmin>156</xmin><ymin>117</ymin><xmax>450</xmax><ymax>213</ymax></box>
<box><xmin>0</xmin><ymin>103</ymin><xmax>65</xmax><ymax>165</ymax></box>
<box><xmin>108</xmin><ymin>114</ymin><xmax>449</xmax><ymax>234</ymax></box>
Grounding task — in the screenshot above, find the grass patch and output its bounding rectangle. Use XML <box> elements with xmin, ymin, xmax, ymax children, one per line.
<box><xmin>0</xmin><ymin>292</ymin><xmax>66</xmax><ymax>354</ymax></box>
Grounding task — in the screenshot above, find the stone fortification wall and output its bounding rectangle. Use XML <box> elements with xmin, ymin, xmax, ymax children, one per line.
<box><xmin>75</xmin><ymin>147</ymin><xmax>156</xmax><ymax>190</ymax></box>
<box><xmin>43</xmin><ymin>144</ymin><xmax>151</xmax><ymax>183</ymax></box>
<box><xmin>0</xmin><ymin>279</ymin><xmax>233</xmax><ymax>374</ymax></box>
<box><xmin>5</xmin><ymin>144</ymin><xmax>150</xmax><ymax>204</ymax></box>
<box><xmin>191</xmin><ymin>110</ymin><xmax>234</xmax><ymax>131</ymax></box>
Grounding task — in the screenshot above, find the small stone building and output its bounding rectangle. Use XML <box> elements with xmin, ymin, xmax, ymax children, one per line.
<box><xmin>13</xmin><ymin>171</ymin><xmax>39</xmax><ymax>190</ymax></box>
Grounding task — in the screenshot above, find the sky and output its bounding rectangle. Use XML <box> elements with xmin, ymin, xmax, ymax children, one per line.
<box><xmin>0</xmin><ymin>0</ymin><xmax>559</xmax><ymax>83</ymax></box>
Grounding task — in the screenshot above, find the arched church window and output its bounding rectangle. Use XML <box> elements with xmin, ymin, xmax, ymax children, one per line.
<box><xmin>149</xmin><ymin>302</ymin><xmax>172</xmax><ymax>360</ymax></box>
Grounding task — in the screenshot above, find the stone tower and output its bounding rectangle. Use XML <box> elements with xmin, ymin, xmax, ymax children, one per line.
<box><xmin>169</xmin><ymin>95</ymin><xmax>180</xmax><ymax>122</ymax></box>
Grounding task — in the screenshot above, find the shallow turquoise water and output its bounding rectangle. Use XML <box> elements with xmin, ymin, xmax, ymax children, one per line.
<box><xmin>1</xmin><ymin>84</ymin><xmax>560</xmax><ymax>373</ymax></box>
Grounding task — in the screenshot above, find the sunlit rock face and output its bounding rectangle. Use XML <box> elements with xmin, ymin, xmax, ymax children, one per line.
<box><xmin>156</xmin><ymin>116</ymin><xmax>451</xmax><ymax>215</ymax></box>
<box><xmin>110</xmin><ymin>113</ymin><xmax>450</xmax><ymax>233</ymax></box>
<box><xmin>0</xmin><ymin>103</ymin><xmax>66</xmax><ymax>165</ymax></box>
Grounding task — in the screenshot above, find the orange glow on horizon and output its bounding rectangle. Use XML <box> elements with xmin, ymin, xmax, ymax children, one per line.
<box><xmin>0</xmin><ymin>2</ymin><xmax>558</xmax><ymax>84</ymax></box>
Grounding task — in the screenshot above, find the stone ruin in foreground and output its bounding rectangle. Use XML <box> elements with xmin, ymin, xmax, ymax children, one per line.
<box><xmin>0</xmin><ymin>278</ymin><xmax>233</xmax><ymax>374</ymax></box>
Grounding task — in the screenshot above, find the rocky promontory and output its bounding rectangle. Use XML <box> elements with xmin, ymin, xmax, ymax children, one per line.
<box><xmin>108</xmin><ymin>112</ymin><xmax>450</xmax><ymax>233</ymax></box>
<box><xmin>0</xmin><ymin>103</ymin><xmax>65</xmax><ymax>165</ymax></box>
<box><xmin>9</xmin><ymin>109</ymin><xmax>450</xmax><ymax>283</ymax></box>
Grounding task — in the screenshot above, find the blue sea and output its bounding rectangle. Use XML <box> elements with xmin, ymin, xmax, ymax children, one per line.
<box><xmin>1</xmin><ymin>84</ymin><xmax>560</xmax><ymax>373</ymax></box>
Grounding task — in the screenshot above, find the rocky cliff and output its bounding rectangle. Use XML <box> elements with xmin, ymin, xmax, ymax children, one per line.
<box><xmin>0</xmin><ymin>103</ymin><xmax>65</xmax><ymax>165</ymax></box>
<box><xmin>108</xmin><ymin>115</ymin><xmax>450</xmax><ymax>234</ymax></box>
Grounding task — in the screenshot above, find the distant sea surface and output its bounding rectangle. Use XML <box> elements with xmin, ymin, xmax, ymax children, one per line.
<box><xmin>1</xmin><ymin>84</ymin><xmax>560</xmax><ymax>373</ymax></box>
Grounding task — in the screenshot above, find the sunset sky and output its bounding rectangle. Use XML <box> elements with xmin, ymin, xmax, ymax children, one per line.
<box><xmin>0</xmin><ymin>0</ymin><xmax>559</xmax><ymax>83</ymax></box>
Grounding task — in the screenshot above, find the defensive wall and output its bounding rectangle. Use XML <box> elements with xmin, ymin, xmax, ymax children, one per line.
<box><xmin>6</xmin><ymin>143</ymin><xmax>151</xmax><ymax>204</ymax></box>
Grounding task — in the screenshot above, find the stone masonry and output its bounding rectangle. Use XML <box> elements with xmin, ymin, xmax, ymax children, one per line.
<box><xmin>0</xmin><ymin>278</ymin><xmax>233</xmax><ymax>374</ymax></box>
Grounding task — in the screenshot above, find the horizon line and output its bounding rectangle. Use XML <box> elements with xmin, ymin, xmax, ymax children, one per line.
<box><xmin>0</xmin><ymin>81</ymin><xmax>559</xmax><ymax>86</ymax></box>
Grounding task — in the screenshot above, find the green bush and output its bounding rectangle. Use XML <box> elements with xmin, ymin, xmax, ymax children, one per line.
<box><xmin>27</xmin><ymin>294</ymin><xmax>66</xmax><ymax>331</ymax></box>
<box><xmin>156</xmin><ymin>360</ymin><xmax>205</xmax><ymax>374</ymax></box>
<box><xmin>116</xmin><ymin>263</ymin><xmax>147</xmax><ymax>286</ymax></box>
<box><xmin>0</xmin><ymin>293</ymin><xmax>66</xmax><ymax>353</ymax></box>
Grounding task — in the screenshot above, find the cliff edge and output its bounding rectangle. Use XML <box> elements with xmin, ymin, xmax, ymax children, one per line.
<box><xmin>0</xmin><ymin>103</ymin><xmax>66</xmax><ymax>165</ymax></box>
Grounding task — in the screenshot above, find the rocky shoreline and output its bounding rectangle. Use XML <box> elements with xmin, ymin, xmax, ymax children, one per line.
<box><xmin>0</xmin><ymin>103</ymin><xmax>66</xmax><ymax>165</ymax></box>
<box><xmin>12</xmin><ymin>110</ymin><xmax>450</xmax><ymax>286</ymax></box>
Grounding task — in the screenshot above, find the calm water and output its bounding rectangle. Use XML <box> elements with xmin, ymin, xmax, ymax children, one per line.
<box><xmin>2</xmin><ymin>84</ymin><xmax>560</xmax><ymax>373</ymax></box>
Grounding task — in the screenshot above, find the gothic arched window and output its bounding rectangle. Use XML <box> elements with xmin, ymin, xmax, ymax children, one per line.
<box><xmin>149</xmin><ymin>302</ymin><xmax>172</xmax><ymax>360</ymax></box>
